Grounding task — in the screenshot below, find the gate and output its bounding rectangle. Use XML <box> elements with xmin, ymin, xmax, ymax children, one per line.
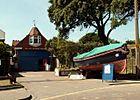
<box><xmin>126</xmin><ymin>47</ymin><xmax>136</xmax><ymax>74</ymax></box>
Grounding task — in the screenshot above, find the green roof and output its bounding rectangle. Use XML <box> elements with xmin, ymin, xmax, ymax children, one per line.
<box><xmin>74</xmin><ymin>43</ymin><xmax>125</xmax><ymax>60</ymax></box>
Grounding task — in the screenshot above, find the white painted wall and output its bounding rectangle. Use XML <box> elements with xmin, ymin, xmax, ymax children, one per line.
<box><xmin>0</xmin><ymin>29</ymin><xmax>5</xmax><ymax>40</ymax></box>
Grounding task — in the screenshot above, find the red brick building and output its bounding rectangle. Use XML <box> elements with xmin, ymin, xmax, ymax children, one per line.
<box><xmin>13</xmin><ymin>26</ymin><xmax>51</xmax><ymax>71</ymax></box>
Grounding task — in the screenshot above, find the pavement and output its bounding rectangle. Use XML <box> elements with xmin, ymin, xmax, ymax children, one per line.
<box><xmin>0</xmin><ymin>73</ymin><xmax>140</xmax><ymax>100</ymax></box>
<box><xmin>0</xmin><ymin>79</ymin><xmax>31</xmax><ymax>100</ymax></box>
<box><xmin>0</xmin><ymin>87</ymin><xmax>32</xmax><ymax>100</ymax></box>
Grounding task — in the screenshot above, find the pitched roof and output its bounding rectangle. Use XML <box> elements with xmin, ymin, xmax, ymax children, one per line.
<box><xmin>29</xmin><ymin>27</ymin><xmax>42</xmax><ymax>36</ymax></box>
<box><xmin>13</xmin><ymin>26</ymin><xmax>47</xmax><ymax>49</ymax></box>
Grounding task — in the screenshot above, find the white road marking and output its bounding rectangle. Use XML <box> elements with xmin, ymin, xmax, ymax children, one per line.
<box><xmin>44</xmin><ymin>86</ymin><xmax>49</xmax><ymax>88</ymax></box>
<box><xmin>41</xmin><ymin>84</ymin><xmax>140</xmax><ymax>100</ymax></box>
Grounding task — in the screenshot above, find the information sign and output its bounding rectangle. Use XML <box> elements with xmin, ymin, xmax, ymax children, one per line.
<box><xmin>102</xmin><ymin>64</ymin><xmax>114</xmax><ymax>81</ymax></box>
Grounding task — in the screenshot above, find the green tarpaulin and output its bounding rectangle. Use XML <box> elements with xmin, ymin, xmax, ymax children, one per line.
<box><xmin>74</xmin><ymin>43</ymin><xmax>125</xmax><ymax>60</ymax></box>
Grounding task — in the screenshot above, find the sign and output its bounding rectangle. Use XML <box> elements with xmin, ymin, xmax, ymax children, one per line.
<box><xmin>104</xmin><ymin>64</ymin><xmax>111</xmax><ymax>74</ymax></box>
<box><xmin>0</xmin><ymin>60</ymin><xmax>1</xmax><ymax>65</ymax></box>
<box><xmin>102</xmin><ymin>64</ymin><xmax>114</xmax><ymax>81</ymax></box>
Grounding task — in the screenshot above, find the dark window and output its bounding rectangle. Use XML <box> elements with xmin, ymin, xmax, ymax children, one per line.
<box><xmin>34</xmin><ymin>36</ymin><xmax>38</xmax><ymax>43</ymax></box>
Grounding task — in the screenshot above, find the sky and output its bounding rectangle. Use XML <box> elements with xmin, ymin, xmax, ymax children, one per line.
<box><xmin>0</xmin><ymin>0</ymin><xmax>139</xmax><ymax>45</ymax></box>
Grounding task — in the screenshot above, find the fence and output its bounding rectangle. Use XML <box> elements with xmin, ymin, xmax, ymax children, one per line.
<box><xmin>125</xmin><ymin>48</ymin><xmax>136</xmax><ymax>74</ymax></box>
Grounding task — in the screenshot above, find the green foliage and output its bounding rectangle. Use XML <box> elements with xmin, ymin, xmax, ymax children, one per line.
<box><xmin>108</xmin><ymin>38</ymin><xmax>119</xmax><ymax>43</ymax></box>
<box><xmin>46</xmin><ymin>36</ymin><xmax>79</xmax><ymax>66</ymax></box>
<box><xmin>48</xmin><ymin>0</ymin><xmax>140</xmax><ymax>45</ymax></box>
<box><xmin>0</xmin><ymin>42</ymin><xmax>11</xmax><ymax>58</ymax></box>
<box><xmin>126</xmin><ymin>40</ymin><xmax>135</xmax><ymax>44</ymax></box>
<box><xmin>77</xmin><ymin>32</ymin><xmax>103</xmax><ymax>54</ymax></box>
<box><xmin>78</xmin><ymin>32</ymin><xmax>118</xmax><ymax>54</ymax></box>
<box><xmin>77</xmin><ymin>42</ymin><xmax>102</xmax><ymax>54</ymax></box>
<box><xmin>79</xmin><ymin>32</ymin><xmax>102</xmax><ymax>44</ymax></box>
<box><xmin>0</xmin><ymin>42</ymin><xmax>6</xmax><ymax>57</ymax></box>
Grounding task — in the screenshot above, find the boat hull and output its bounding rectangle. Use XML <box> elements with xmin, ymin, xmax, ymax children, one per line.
<box><xmin>73</xmin><ymin>43</ymin><xmax>129</xmax><ymax>73</ymax></box>
<box><xmin>74</xmin><ymin>51</ymin><xmax>127</xmax><ymax>66</ymax></box>
<box><xmin>79</xmin><ymin>59</ymin><xmax>127</xmax><ymax>73</ymax></box>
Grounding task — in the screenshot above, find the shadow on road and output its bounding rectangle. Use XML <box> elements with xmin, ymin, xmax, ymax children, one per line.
<box><xmin>109</xmin><ymin>80</ymin><xmax>140</xmax><ymax>85</ymax></box>
<box><xmin>19</xmin><ymin>95</ymin><xmax>32</xmax><ymax>100</ymax></box>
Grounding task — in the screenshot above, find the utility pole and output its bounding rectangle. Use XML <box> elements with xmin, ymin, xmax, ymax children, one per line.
<box><xmin>134</xmin><ymin>0</ymin><xmax>140</xmax><ymax>78</ymax></box>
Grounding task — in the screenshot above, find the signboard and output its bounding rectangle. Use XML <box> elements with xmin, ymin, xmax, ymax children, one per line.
<box><xmin>0</xmin><ymin>60</ymin><xmax>1</xmax><ymax>65</ymax></box>
<box><xmin>104</xmin><ymin>64</ymin><xmax>111</xmax><ymax>74</ymax></box>
<box><xmin>102</xmin><ymin>64</ymin><xmax>114</xmax><ymax>81</ymax></box>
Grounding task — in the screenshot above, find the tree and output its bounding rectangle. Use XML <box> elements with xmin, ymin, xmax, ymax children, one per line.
<box><xmin>79</xmin><ymin>32</ymin><xmax>102</xmax><ymax>44</ymax></box>
<box><xmin>46</xmin><ymin>37</ymin><xmax>79</xmax><ymax>66</ymax></box>
<box><xmin>0</xmin><ymin>42</ymin><xmax>6</xmax><ymax>57</ymax></box>
<box><xmin>0</xmin><ymin>42</ymin><xmax>11</xmax><ymax>58</ymax></box>
<box><xmin>48</xmin><ymin>0</ymin><xmax>140</xmax><ymax>45</ymax></box>
<box><xmin>78</xmin><ymin>32</ymin><xmax>103</xmax><ymax>53</ymax></box>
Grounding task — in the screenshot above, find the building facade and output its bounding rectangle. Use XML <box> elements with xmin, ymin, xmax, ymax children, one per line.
<box><xmin>0</xmin><ymin>29</ymin><xmax>5</xmax><ymax>42</ymax></box>
<box><xmin>13</xmin><ymin>26</ymin><xmax>51</xmax><ymax>71</ymax></box>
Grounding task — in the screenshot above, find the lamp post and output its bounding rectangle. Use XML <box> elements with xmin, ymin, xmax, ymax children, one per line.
<box><xmin>134</xmin><ymin>0</ymin><xmax>140</xmax><ymax>78</ymax></box>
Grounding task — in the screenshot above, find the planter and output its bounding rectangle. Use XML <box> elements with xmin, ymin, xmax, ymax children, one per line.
<box><xmin>69</xmin><ymin>71</ymin><xmax>85</xmax><ymax>79</ymax></box>
<box><xmin>59</xmin><ymin>70</ymin><xmax>70</xmax><ymax>76</ymax></box>
<box><xmin>54</xmin><ymin>68</ymin><xmax>70</xmax><ymax>76</ymax></box>
<box><xmin>55</xmin><ymin>67</ymin><xmax>81</xmax><ymax>77</ymax></box>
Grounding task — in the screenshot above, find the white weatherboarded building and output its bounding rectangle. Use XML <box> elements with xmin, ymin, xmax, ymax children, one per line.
<box><xmin>0</xmin><ymin>29</ymin><xmax>5</xmax><ymax>42</ymax></box>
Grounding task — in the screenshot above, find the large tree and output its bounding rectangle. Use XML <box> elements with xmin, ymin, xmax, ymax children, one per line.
<box><xmin>48</xmin><ymin>0</ymin><xmax>140</xmax><ymax>45</ymax></box>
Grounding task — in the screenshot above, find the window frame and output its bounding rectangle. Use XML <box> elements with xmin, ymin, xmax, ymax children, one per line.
<box><xmin>29</xmin><ymin>36</ymin><xmax>41</xmax><ymax>46</ymax></box>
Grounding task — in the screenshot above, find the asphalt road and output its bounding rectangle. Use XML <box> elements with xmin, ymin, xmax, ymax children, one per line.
<box><xmin>18</xmin><ymin>72</ymin><xmax>140</xmax><ymax>100</ymax></box>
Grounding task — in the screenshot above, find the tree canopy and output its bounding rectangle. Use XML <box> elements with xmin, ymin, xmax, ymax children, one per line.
<box><xmin>0</xmin><ymin>42</ymin><xmax>11</xmax><ymax>58</ymax></box>
<box><xmin>79</xmin><ymin>32</ymin><xmax>102</xmax><ymax>44</ymax></box>
<box><xmin>48</xmin><ymin>0</ymin><xmax>140</xmax><ymax>45</ymax></box>
<box><xmin>46</xmin><ymin>37</ymin><xmax>79</xmax><ymax>66</ymax></box>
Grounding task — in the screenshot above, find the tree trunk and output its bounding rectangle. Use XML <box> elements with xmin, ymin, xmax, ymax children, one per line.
<box><xmin>98</xmin><ymin>27</ymin><xmax>109</xmax><ymax>45</ymax></box>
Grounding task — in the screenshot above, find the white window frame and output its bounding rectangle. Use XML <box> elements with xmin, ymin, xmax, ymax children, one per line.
<box><xmin>29</xmin><ymin>36</ymin><xmax>34</xmax><ymax>45</ymax></box>
<box><xmin>38</xmin><ymin>36</ymin><xmax>41</xmax><ymax>44</ymax></box>
<box><xmin>29</xmin><ymin>36</ymin><xmax>41</xmax><ymax>46</ymax></box>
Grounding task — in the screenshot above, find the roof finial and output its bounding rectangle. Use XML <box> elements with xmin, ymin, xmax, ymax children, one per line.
<box><xmin>33</xmin><ymin>20</ymin><xmax>36</xmax><ymax>27</ymax></box>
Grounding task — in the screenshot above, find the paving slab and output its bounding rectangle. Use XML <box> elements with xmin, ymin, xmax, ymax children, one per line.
<box><xmin>0</xmin><ymin>87</ymin><xmax>31</xmax><ymax>100</ymax></box>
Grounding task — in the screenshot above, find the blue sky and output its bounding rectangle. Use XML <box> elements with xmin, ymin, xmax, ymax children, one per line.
<box><xmin>0</xmin><ymin>0</ymin><xmax>139</xmax><ymax>45</ymax></box>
